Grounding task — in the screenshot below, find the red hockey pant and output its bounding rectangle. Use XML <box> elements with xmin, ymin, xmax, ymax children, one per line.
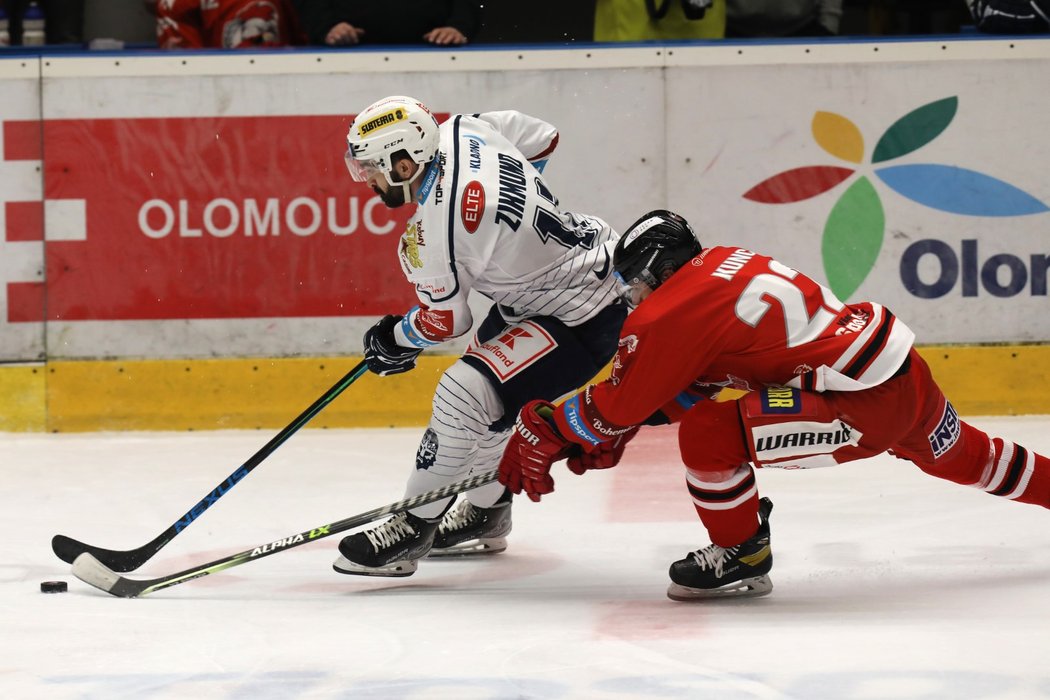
<box><xmin>678</xmin><ymin>350</ymin><xmax>1050</xmax><ymax>547</ymax></box>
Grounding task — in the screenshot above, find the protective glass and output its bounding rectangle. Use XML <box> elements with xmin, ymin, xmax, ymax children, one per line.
<box><xmin>614</xmin><ymin>271</ymin><xmax>653</xmax><ymax>309</ymax></box>
<box><xmin>344</xmin><ymin>150</ymin><xmax>385</xmax><ymax>183</ymax></box>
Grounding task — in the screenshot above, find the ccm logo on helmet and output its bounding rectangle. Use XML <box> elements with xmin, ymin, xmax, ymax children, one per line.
<box><xmin>358</xmin><ymin>109</ymin><xmax>406</xmax><ymax>136</ymax></box>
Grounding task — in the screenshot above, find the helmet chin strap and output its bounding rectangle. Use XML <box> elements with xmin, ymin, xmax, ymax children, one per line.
<box><xmin>398</xmin><ymin>180</ymin><xmax>414</xmax><ymax>203</ymax></box>
<box><xmin>389</xmin><ymin>160</ymin><xmax>427</xmax><ymax>204</ymax></box>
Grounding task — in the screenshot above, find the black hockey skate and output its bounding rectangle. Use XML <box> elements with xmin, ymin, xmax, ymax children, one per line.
<box><xmin>430</xmin><ymin>490</ymin><xmax>512</xmax><ymax>557</ymax></box>
<box><xmin>666</xmin><ymin>497</ymin><xmax>774</xmax><ymax>601</ymax></box>
<box><xmin>333</xmin><ymin>511</ymin><xmax>439</xmax><ymax>577</ymax></box>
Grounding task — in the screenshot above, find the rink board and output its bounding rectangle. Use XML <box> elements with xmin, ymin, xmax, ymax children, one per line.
<box><xmin>0</xmin><ymin>344</ymin><xmax>1046</xmax><ymax>432</ymax></box>
<box><xmin>2</xmin><ymin>41</ymin><xmax>1049</xmax><ymax>431</ymax></box>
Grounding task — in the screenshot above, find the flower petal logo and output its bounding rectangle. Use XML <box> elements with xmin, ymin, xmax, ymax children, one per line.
<box><xmin>743</xmin><ymin>97</ymin><xmax>1049</xmax><ymax>300</ymax></box>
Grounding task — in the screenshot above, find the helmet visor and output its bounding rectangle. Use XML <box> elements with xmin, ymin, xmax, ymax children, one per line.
<box><xmin>614</xmin><ymin>271</ymin><xmax>654</xmax><ymax>309</ymax></box>
<box><xmin>344</xmin><ymin>150</ymin><xmax>386</xmax><ymax>183</ymax></box>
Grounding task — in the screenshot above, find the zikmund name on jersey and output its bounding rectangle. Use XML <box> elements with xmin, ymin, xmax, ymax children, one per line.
<box><xmin>494</xmin><ymin>153</ymin><xmax>527</xmax><ymax>231</ymax></box>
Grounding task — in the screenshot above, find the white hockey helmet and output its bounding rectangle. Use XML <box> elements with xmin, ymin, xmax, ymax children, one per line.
<box><xmin>344</xmin><ymin>95</ymin><xmax>440</xmax><ymax>189</ymax></box>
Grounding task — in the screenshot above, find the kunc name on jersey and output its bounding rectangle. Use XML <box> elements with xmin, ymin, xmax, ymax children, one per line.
<box><xmin>711</xmin><ymin>248</ymin><xmax>757</xmax><ymax>281</ymax></box>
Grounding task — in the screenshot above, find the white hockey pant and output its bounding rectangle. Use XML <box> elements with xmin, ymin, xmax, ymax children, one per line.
<box><xmin>406</xmin><ymin>360</ymin><xmax>511</xmax><ymax>519</ymax></box>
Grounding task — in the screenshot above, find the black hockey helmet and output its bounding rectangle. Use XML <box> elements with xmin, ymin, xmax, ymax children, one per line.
<box><xmin>613</xmin><ymin>210</ymin><xmax>701</xmax><ymax>305</ymax></box>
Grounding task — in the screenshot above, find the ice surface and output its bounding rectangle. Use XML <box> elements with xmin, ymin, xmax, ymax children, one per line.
<box><xmin>3</xmin><ymin>417</ymin><xmax>1050</xmax><ymax>699</ymax></box>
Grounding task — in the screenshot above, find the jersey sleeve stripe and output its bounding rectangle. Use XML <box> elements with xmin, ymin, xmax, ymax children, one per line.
<box><xmin>400</xmin><ymin>308</ymin><xmax>442</xmax><ymax>348</ymax></box>
<box><xmin>842</xmin><ymin>308</ymin><xmax>894</xmax><ymax>379</ymax></box>
<box><xmin>427</xmin><ymin>115</ymin><xmax>463</xmax><ymax>305</ymax></box>
<box><xmin>529</xmin><ymin>132</ymin><xmax>559</xmax><ymax>161</ymax></box>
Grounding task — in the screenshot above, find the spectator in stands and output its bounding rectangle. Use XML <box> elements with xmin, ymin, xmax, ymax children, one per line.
<box><xmin>594</xmin><ymin>0</ymin><xmax>726</xmax><ymax>41</ymax></box>
<box><xmin>147</xmin><ymin>0</ymin><xmax>305</xmax><ymax>49</ymax></box>
<box><xmin>725</xmin><ymin>0</ymin><xmax>842</xmax><ymax>37</ymax></box>
<box><xmin>967</xmin><ymin>0</ymin><xmax>1050</xmax><ymax>33</ymax></box>
<box><xmin>871</xmin><ymin>0</ymin><xmax>969</xmax><ymax>34</ymax></box>
<box><xmin>293</xmin><ymin>0</ymin><xmax>482</xmax><ymax>47</ymax></box>
<box><xmin>2</xmin><ymin>0</ymin><xmax>84</xmax><ymax>45</ymax></box>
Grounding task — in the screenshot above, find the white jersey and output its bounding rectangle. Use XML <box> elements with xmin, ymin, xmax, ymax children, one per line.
<box><xmin>392</xmin><ymin>111</ymin><xmax>620</xmax><ymax>349</ymax></box>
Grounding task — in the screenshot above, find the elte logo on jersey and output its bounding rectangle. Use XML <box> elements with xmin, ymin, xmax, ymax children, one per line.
<box><xmin>358</xmin><ymin>108</ymin><xmax>406</xmax><ymax>136</ymax></box>
<box><xmin>461</xmin><ymin>181</ymin><xmax>485</xmax><ymax>234</ymax></box>
<box><xmin>761</xmin><ymin>387</ymin><xmax>801</xmax><ymax>414</ymax></box>
<box><xmin>928</xmin><ymin>400</ymin><xmax>961</xmax><ymax>458</ymax></box>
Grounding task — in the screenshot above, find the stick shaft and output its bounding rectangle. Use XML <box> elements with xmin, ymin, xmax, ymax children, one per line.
<box><xmin>53</xmin><ymin>361</ymin><xmax>369</xmax><ymax>571</ymax></box>
<box><xmin>74</xmin><ymin>470</ymin><xmax>500</xmax><ymax>597</ymax></box>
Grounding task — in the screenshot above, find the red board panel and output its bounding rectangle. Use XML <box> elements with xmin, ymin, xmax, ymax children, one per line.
<box><xmin>38</xmin><ymin>115</ymin><xmax>420</xmax><ymax>321</ymax></box>
<box><xmin>4</xmin><ymin>201</ymin><xmax>43</xmax><ymax>242</ymax></box>
<box><xmin>3</xmin><ymin>120</ymin><xmax>42</xmax><ymax>161</ymax></box>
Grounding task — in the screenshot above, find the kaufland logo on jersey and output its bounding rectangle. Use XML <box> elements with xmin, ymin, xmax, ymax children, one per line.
<box><xmin>744</xmin><ymin>97</ymin><xmax>1049</xmax><ymax>301</ymax></box>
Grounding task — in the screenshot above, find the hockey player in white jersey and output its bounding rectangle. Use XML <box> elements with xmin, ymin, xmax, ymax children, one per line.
<box><xmin>334</xmin><ymin>95</ymin><xmax>627</xmax><ymax>576</ymax></box>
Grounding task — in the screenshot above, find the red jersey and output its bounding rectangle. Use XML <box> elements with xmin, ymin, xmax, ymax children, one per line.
<box><xmin>156</xmin><ymin>0</ymin><xmax>305</xmax><ymax>49</ymax></box>
<box><xmin>554</xmin><ymin>246</ymin><xmax>915</xmax><ymax>447</ymax></box>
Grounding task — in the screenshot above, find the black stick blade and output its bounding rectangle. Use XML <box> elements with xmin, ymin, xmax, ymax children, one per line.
<box><xmin>52</xmin><ymin>534</ymin><xmax>157</xmax><ymax>572</ymax></box>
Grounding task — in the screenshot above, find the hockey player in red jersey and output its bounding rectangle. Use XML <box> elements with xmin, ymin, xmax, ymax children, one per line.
<box><xmin>498</xmin><ymin>209</ymin><xmax>1050</xmax><ymax>601</ymax></box>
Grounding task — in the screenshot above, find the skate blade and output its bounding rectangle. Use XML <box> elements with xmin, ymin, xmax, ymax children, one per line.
<box><xmin>332</xmin><ymin>555</ymin><xmax>418</xmax><ymax>578</ymax></box>
<box><xmin>428</xmin><ymin>537</ymin><xmax>508</xmax><ymax>558</ymax></box>
<box><xmin>666</xmin><ymin>575</ymin><xmax>773</xmax><ymax>601</ymax></box>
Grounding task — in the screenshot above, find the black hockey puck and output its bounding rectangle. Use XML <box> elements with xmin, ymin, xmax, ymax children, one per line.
<box><xmin>40</xmin><ymin>580</ymin><xmax>68</xmax><ymax>593</ymax></box>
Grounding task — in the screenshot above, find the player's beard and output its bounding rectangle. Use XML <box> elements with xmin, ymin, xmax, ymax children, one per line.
<box><xmin>374</xmin><ymin>183</ymin><xmax>407</xmax><ymax>208</ymax></box>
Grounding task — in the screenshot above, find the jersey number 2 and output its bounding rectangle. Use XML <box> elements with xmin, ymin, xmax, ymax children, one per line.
<box><xmin>735</xmin><ymin>259</ymin><xmax>845</xmax><ymax>347</ymax></box>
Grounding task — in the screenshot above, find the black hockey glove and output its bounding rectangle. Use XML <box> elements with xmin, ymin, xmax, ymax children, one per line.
<box><xmin>363</xmin><ymin>315</ymin><xmax>423</xmax><ymax>376</ymax></box>
<box><xmin>970</xmin><ymin>0</ymin><xmax>1050</xmax><ymax>33</ymax></box>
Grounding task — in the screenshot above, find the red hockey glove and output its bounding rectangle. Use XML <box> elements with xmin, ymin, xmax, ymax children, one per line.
<box><xmin>499</xmin><ymin>400</ymin><xmax>572</xmax><ymax>502</ymax></box>
<box><xmin>567</xmin><ymin>425</ymin><xmax>639</xmax><ymax>475</ymax></box>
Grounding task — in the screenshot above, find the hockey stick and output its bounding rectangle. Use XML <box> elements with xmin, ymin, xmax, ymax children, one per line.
<box><xmin>52</xmin><ymin>360</ymin><xmax>370</xmax><ymax>572</ymax></box>
<box><xmin>72</xmin><ymin>469</ymin><xmax>499</xmax><ymax>598</ymax></box>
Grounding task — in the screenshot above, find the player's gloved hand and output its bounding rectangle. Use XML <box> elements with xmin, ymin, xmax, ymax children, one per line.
<box><xmin>363</xmin><ymin>315</ymin><xmax>423</xmax><ymax>376</ymax></box>
<box><xmin>498</xmin><ymin>400</ymin><xmax>572</xmax><ymax>502</ymax></box>
<box><xmin>567</xmin><ymin>425</ymin><xmax>639</xmax><ymax>475</ymax></box>
<box><xmin>970</xmin><ymin>0</ymin><xmax>1050</xmax><ymax>33</ymax></box>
